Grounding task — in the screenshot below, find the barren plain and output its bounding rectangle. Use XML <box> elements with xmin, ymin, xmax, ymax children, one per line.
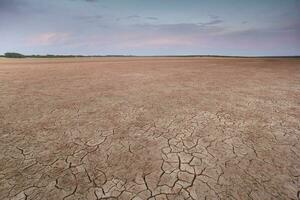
<box><xmin>0</xmin><ymin>57</ymin><xmax>299</xmax><ymax>200</ymax></box>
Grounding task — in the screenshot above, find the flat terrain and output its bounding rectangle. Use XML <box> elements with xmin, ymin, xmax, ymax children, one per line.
<box><xmin>0</xmin><ymin>57</ymin><xmax>299</xmax><ymax>200</ymax></box>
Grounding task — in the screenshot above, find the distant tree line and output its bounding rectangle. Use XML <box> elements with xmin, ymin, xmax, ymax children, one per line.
<box><xmin>1</xmin><ymin>52</ymin><xmax>135</xmax><ymax>58</ymax></box>
<box><xmin>3</xmin><ymin>53</ymin><xmax>86</xmax><ymax>58</ymax></box>
<box><xmin>4</xmin><ymin>52</ymin><xmax>26</xmax><ymax>58</ymax></box>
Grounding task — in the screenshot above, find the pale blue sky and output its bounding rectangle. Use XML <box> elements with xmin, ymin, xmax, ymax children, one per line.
<box><xmin>1</xmin><ymin>0</ymin><xmax>299</xmax><ymax>55</ymax></box>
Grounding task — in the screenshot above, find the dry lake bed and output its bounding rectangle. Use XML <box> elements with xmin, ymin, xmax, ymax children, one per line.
<box><xmin>0</xmin><ymin>57</ymin><xmax>299</xmax><ymax>200</ymax></box>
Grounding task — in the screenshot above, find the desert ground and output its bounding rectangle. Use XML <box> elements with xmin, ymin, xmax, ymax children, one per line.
<box><xmin>0</xmin><ymin>57</ymin><xmax>299</xmax><ymax>200</ymax></box>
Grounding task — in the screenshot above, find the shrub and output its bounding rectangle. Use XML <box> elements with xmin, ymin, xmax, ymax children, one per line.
<box><xmin>4</xmin><ymin>52</ymin><xmax>25</xmax><ymax>58</ymax></box>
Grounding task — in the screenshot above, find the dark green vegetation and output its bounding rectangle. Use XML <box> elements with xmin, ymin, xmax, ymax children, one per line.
<box><xmin>4</xmin><ymin>52</ymin><xmax>25</xmax><ymax>58</ymax></box>
<box><xmin>2</xmin><ymin>53</ymin><xmax>134</xmax><ymax>58</ymax></box>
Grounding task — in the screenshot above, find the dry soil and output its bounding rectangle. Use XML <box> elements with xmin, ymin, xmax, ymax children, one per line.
<box><xmin>0</xmin><ymin>57</ymin><xmax>299</xmax><ymax>200</ymax></box>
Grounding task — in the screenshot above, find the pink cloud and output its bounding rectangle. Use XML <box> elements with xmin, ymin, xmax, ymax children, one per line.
<box><xmin>28</xmin><ymin>32</ymin><xmax>70</xmax><ymax>46</ymax></box>
<box><xmin>71</xmin><ymin>32</ymin><xmax>200</xmax><ymax>50</ymax></box>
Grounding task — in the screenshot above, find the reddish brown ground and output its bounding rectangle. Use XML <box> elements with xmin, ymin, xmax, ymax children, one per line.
<box><xmin>0</xmin><ymin>57</ymin><xmax>299</xmax><ymax>200</ymax></box>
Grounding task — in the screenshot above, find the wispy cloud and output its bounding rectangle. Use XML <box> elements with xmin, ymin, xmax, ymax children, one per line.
<box><xmin>28</xmin><ymin>32</ymin><xmax>71</xmax><ymax>46</ymax></box>
<box><xmin>145</xmin><ymin>17</ymin><xmax>159</xmax><ymax>21</ymax></box>
<box><xmin>198</xmin><ymin>19</ymin><xmax>223</xmax><ymax>26</ymax></box>
<box><xmin>120</xmin><ymin>36</ymin><xmax>196</xmax><ymax>48</ymax></box>
<box><xmin>126</xmin><ymin>15</ymin><xmax>141</xmax><ymax>19</ymax></box>
<box><xmin>209</xmin><ymin>15</ymin><xmax>220</xmax><ymax>20</ymax></box>
<box><xmin>82</xmin><ymin>0</ymin><xmax>98</xmax><ymax>2</ymax></box>
<box><xmin>117</xmin><ymin>15</ymin><xmax>159</xmax><ymax>22</ymax></box>
<box><xmin>133</xmin><ymin>22</ymin><xmax>224</xmax><ymax>35</ymax></box>
<box><xmin>76</xmin><ymin>22</ymin><xmax>225</xmax><ymax>50</ymax></box>
<box><xmin>197</xmin><ymin>15</ymin><xmax>224</xmax><ymax>27</ymax></box>
<box><xmin>75</xmin><ymin>15</ymin><xmax>103</xmax><ymax>22</ymax></box>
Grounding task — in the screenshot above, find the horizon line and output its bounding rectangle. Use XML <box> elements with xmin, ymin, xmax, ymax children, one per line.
<box><xmin>1</xmin><ymin>53</ymin><xmax>300</xmax><ymax>58</ymax></box>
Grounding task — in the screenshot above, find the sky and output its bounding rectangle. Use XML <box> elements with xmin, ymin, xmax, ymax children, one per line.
<box><xmin>0</xmin><ymin>0</ymin><xmax>300</xmax><ymax>56</ymax></box>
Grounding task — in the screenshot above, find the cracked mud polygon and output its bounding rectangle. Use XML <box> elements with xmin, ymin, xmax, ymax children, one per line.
<box><xmin>0</xmin><ymin>57</ymin><xmax>299</xmax><ymax>200</ymax></box>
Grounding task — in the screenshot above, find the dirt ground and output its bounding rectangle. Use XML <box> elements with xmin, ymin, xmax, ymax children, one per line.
<box><xmin>0</xmin><ymin>57</ymin><xmax>299</xmax><ymax>200</ymax></box>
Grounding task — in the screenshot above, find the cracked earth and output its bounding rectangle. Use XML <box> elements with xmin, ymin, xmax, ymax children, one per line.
<box><xmin>0</xmin><ymin>57</ymin><xmax>299</xmax><ymax>200</ymax></box>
